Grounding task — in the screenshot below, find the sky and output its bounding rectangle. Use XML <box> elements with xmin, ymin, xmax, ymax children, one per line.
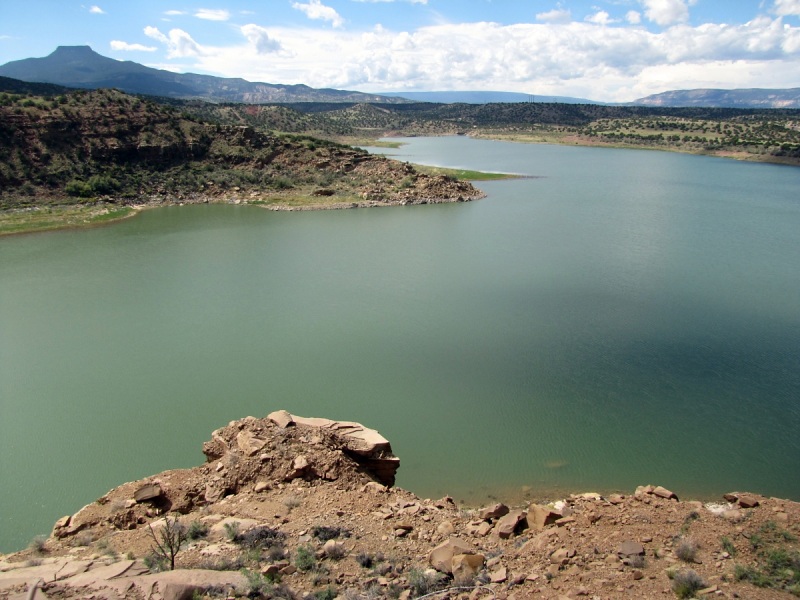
<box><xmin>1</xmin><ymin>1</ymin><xmax>799</xmax><ymax>102</ymax></box>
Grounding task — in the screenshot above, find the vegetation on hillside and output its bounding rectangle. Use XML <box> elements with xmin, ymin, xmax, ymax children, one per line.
<box><xmin>0</xmin><ymin>87</ymin><xmax>480</xmax><ymax>222</ymax></box>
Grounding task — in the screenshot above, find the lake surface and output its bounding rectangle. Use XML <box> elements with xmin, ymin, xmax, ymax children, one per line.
<box><xmin>1</xmin><ymin>137</ymin><xmax>799</xmax><ymax>552</ymax></box>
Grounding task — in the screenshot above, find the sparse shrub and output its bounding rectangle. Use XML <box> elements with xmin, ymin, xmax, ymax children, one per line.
<box><xmin>675</xmin><ymin>538</ymin><xmax>699</xmax><ymax>563</ymax></box>
<box><xmin>295</xmin><ymin>544</ymin><xmax>317</xmax><ymax>572</ymax></box>
<box><xmin>672</xmin><ymin>568</ymin><xmax>706</xmax><ymax>599</ymax></box>
<box><xmin>406</xmin><ymin>568</ymin><xmax>446</xmax><ymax>597</ymax></box>
<box><xmin>147</xmin><ymin>516</ymin><xmax>188</xmax><ymax>571</ymax></box>
<box><xmin>356</xmin><ymin>552</ymin><xmax>374</xmax><ymax>568</ymax></box>
<box><xmin>187</xmin><ymin>520</ymin><xmax>209</xmax><ymax>540</ymax></box>
<box><xmin>236</xmin><ymin>525</ymin><xmax>286</xmax><ymax>549</ymax></box>
<box><xmin>311</xmin><ymin>526</ymin><xmax>350</xmax><ymax>542</ymax></box>
<box><xmin>143</xmin><ymin>551</ymin><xmax>169</xmax><ymax>572</ymax></box>
<box><xmin>241</xmin><ymin>568</ymin><xmax>268</xmax><ymax>598</ymax></box>
<box><xmin>325</xmin><ymin>543</ymin><xmax>346</xmax><ymax>561</ymax></box>
<box><xmin>628</xmin><ymin>553</ymin><xmax>646</xmax><ymax>569</ymax></box>
<box><xmin>283</xmin><ymin>495</ymin><xmax>302</xmax><ymax>511</ymax></box>
<box><xmin>223</xmin><ymin>521</ymin><xmax>241</xmax><ymax>541</ymax></box>
<box><xmin>29</xmin><ymin>535</ymin><xmax>48</xmax><ymax>554</ymax></box>
<box><xmin>72</xmin><ymin>531</ymin><xmax>94</xmax><ymax>547</ymax></box>
<box><xmin>314</xmin><ymin>586</ymin><xmax>337</xmax><ymax>600</ymax></box>
<box><xmin>720</xmin><ymin>536</ymin><xmax>736</xmax><ymax>556</ymax></box>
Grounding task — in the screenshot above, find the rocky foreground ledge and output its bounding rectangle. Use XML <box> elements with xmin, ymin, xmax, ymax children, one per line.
<box><xmin>1</xmin><ymin>412</ymin><xmax>798</xmax><ymax>600</ymax></box>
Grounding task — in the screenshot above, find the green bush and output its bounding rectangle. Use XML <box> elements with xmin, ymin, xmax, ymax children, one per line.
<box><xmin>294</xmin><ymin>545</ymin><xmax>317</xmax><ymax>572</ymax></box>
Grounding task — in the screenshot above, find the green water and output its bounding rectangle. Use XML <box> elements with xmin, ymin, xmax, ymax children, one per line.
<box><xmin>1</xmin><ymin>137</ymin><xmax>799</xmax><ymax>552</ymax></box>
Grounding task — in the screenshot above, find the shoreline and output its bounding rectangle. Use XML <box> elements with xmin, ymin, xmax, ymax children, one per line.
<box><xmin>467</xmin><ymin>131</ymin><xmax>800</xmax><ymax>167</ymax></box>
<box><xmin>2</xmin><ymin>412</ymin><xmax>798</xmax><ymax>600</ymax></box>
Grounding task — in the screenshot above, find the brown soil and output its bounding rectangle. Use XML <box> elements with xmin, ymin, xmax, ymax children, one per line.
<box><xmin>1</xmin><ymin>413</ymin><xmax>798</xmax><ymax>600</ymax></box>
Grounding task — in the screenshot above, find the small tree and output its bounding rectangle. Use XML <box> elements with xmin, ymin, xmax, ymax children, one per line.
<box><xmin>147</xmin><ymin>516</ymin><xmax>188</xmax><ymax>570</ymax></box>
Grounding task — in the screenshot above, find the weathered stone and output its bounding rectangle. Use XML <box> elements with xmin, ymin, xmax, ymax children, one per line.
<box><xmin>528</xmin><ymin>505</ymin><xmax>561</xmax><ymax>530</ymax></box>
<box><xmin>254</xmin><ymin>481</ymin><xmax>269</xmax><ymax>493</ymax></box>
<box><xmin>697</xmin><ymin>585</ymin><xmax>719</xmax><ymax>596</ymax></box>
<box><xmin>451</xmin><ymin>553</ymin><xmax>485</xmax><ymax>581</ymax></box>
<box><xmin>236</xmin><ymin>431</ymin><xmax>267</xmax><ymax>456</ymax></box>
<box><xmin>133</xmin><ymin>483</ymin><xmax>162</xmax><ymax>503</ymax></box>
<box><xmin>267</xmin><ymin>410</ymin><xmax>294</xmax><ymax>429</ymax></box>
<box><xmin>608</xmin><ymin>494</ymin><xmax>625</xmax><ymax>505</ymax></box>
<box><xmin>496</xmin><ymin>509</ymin><xmax>527</xmax><ymax>538</ymax></box>
<box><xmin>437</xmin><ymin>521</ymin><xmax>455</xmax><ymax>536</ymax></box>
<box><xmin>550</xmin><ymin>548</ymin><xmax>570</xmax><ymax>565</ymax></box>
<box><xmin>479</xmin><ymin>503</ymin><xmax>510</xmax><ymax>520</ymax></box>
<box><xmin>737</xmin><ymin>495</ymin><xmax>760</xmax><ymax>509</ymax></box>
<box><xmin>631</xmin><ymin>570</ymin><xmax>644</xmax><ymax>581</ymax></box>
<box><xmin>429</xmin><ymin>538</ymin><xmax>478</xmax><ymax>574</ymax></box>
<box><xmin>617</xmin><ymin>541</ymin><xmax>645</xmax><ymax>557</ymax></box>
<box><xmin>723</xmin><ymin>492</ymin><xmax>739</xmax><ymax>503</ymax></box>
<box><xmin>652</xmin><ymin>486</ymin><xmax>678</xmax><ymax>500</ymax></box>
<box><xmin>162</xmin><ymin>583</ymin><xmax>199</xmax><ymax>600</ymax></box>
<box><xmin>489</xmin><ymin>567</ymin><xmax>507</xmax><ymax>583</ymax></box>
<box><xmin>476</xmin><ymin>522</ymin><xmax>493</xmax><ymax>537</ymax></box>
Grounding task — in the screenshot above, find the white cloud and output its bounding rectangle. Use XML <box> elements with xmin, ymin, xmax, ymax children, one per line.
<box><xmin>110</xmin><ymin>40</ymin><xmax>157</xmax><ymax>52</ymax></box>
<box><xmin>194</xmin><ymin>9</ymin><xmax>230</xmax><ymax>21</ymax></box>
<box><xmin>292</xmin><ymin>0</ymin><xmax>344</xmax><ymax>28</ymax></box>
<box><xmin>638</xmin><ymin>0</ymin><xmax>693</xmax><ymax>26</ymax></box>
<box><xmin>626</xmin><ymin>11</ymin><xmax>642</xmax><ymax>25</ymax></box>
<box><xmin>149</xmin><ymin>15</ymin><xmax>800</xmax><ymax>103</ymax></box>
<box><xmin>774</xmin><ymin>0</ymin><xmax>800</xmax><ymax>16</ymax></box>
<box><xmin>144</xmin><ymin>26</ymin><xmax>204</xmax><ymax>57</ymax></box>
<box><xmin>241</xmin><ymin>24</ymin><xmax>282</xmax><ymax>54</ymax></box>
<box><xmin>352</xmin><ymin>0</ymin><xmax>427</xmax><ymax>3</ymax></box>
<box><xmin>586</xmin><ymin>11</ymin><xmax>617</xmax><ymax>25</ymax></box>
<box><xmin>89</xmin><ymin>5</ymin><xmax>105</xmax><ymax>14</ymax></box>
<box><xmin>536</xmin><ymin>9</ymin><xmax>571</xmax><ymax>24</ymax></box>
<box><xmin>164</xmin><ymin>10</ymin><xmax>187</xmax><ymax>16</ymax></box>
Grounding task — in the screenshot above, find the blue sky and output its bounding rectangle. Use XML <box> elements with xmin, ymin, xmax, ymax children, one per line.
<box><xmin>1</xmin><ymin>1</ymin><xmax>799</xmax><ymax>101</ymax></box>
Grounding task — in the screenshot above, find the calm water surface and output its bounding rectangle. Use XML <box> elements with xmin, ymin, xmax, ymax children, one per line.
<box><xmin>1</xmin><ymin>137</ymin><xmax>799</xmax><ymax>551</ymax></box>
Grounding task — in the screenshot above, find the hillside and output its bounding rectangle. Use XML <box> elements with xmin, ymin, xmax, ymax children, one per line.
<box><xmin>1</xmin><ymin>412</ymin><xmax>799</xmax><ymax>600</ymax></box>
<box><xmin>0</xmin><ymin>46</ymin><xmax>408</xmax><ymax>104</ymax></box>
<box><xmin>0</xmin><ymin>86</ymin><xmax>481</xmax><ymax>222</ymax></box>
<box><xmin>635</xmin><ymin>88</ymin><xmax>800</xmax><ymax>109</ymax></box>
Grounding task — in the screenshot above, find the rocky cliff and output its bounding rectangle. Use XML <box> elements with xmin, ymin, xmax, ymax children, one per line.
<box><xmin>0</xmin><ymin>87</ymin><xmax>482</xmax><ymax>211</ymax></box>
<box><xmin>1</xmin><ymin>412</ymin><xmax>798</xmax><ymax>600</ymax></box>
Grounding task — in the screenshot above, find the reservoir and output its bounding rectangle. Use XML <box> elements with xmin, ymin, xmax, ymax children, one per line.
<box><xmin>1</xmin><ymin>137</ymin><xmax>799</xmax><ymax>552</ymax></box>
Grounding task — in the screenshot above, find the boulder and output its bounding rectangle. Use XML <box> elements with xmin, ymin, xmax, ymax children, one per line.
<box><xmin>134</xmin><ymin>483</ymin><xmax>163</xmax><ymax>503</ymax></box>
<box><xmin>479</xmin><ymin>503</ymin><xmax>510</xmax><ymax>520</ymax></box>
<box><xmin>617</xmin><ymin>541</ymin><xmax>645</xmax><ymax>557</ymax></box>
<box><xmin>429</xmin><ymin>538</ymin><xmax>479</xmax><ymax>574</ymax></box>
<box><xmin>737</xmin><ymin>495</ymin><xmax>760</xmax><ymax>509</ymax></box>
<box><xmin>451</xmin><ymin>553</ymin><xmax>485</xmax><ymax>581</ymax></box>
<box><xmin>528</xmin><ymin>505</ymin><xmax>561</xmax><ymax>530</ymax></box>
<box><xmin>495</xmin><ymin>509</ymin><xmax>527</xmax><ymax>539</ymax></box>
<box><xmin>652</xmin><ymin>486</ymin><xmax>678</xmax><ymax>500</ymax></box>
<box><xmin>267</xmin><ymin>410</ymin><xmax>294</xmax><ymax>429</ymax></box>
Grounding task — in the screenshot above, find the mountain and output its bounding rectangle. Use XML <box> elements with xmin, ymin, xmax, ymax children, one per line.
<box><xmin>380</xmin><ymin>90</ymin><xmax>602</xmax><ymax>104</ymax></box>
<box><xmin>634</xmin><ymin>87</ymin><xmax>800</xmax><ymax>108</ymax></box>
<box><xmin>0</xmin><ymin>46</ymin><xmax>407</xmax><ymax>104</ymax></box>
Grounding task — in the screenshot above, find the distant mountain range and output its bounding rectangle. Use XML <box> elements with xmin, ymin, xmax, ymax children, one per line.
<box><xmin>2</xmin><ymin>46</ymin><xmax>799</xmax><ymax>108</ymax></box>
<box><xmin>0</xmin><ymin>46</ymin><xmax>406</xmax><ymax>104</ymax></box>
<box><xmin>634</xmin><ymin>88</ymin><xmax>800</xmax><ymax>108</ymax></box>
<box><xmin>379</xmin><ymin>91</ymin><xmax>602</xmax><ymax>104</ymax></box>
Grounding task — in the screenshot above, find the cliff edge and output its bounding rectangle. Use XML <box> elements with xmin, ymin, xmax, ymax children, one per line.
<box><xmin>1</xmin><ymin>412</ymin><xmax>798</xmax><ymax>599</ymax></box>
